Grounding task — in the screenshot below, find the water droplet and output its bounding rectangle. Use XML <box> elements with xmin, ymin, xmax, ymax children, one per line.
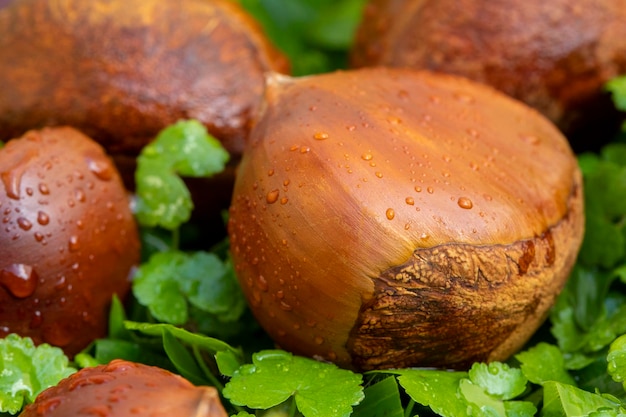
<box><xmin>520</xmin><ymin>134</ymin><xmax>540</xmax><ymax>145</ymax></box>
<box><xmin>280</xmin><ymin>301</ymin><xmax>293</xmax><ymax>311</ymax></box>
<box><xmin>267</xmin><ymin>169</ymin><xmax>275</xmax><ymax>177</ymax></box>
<box><xmin>1</xmin><ymin>170</ymin><xmax>22</xmax><ymax>200</ymax></box>
<box><xmin>387</xmin><ymin>116</ymin><xmax>402</xmax><ymax>125</ymax></box>
<box><xmin>467</xmin><ymin>128</ymin><xmax>479</xmax><ymax>138</ymax></box>
<box><xmin>17</xmin><ymin>217</ymin><xmax>32</xmax><ymax>231</ymax></box>
<box><xmin>346</xmin><ymin>125</ymin><xmax>356</xmax><ymax>131</ymax></box>
<box><xmin>300</xmin><ymin>146</ymin><xmax>310</xmax><ymax>154</ymax></box>
<box><xmin>314</xmin><ymin>336</ymin><xmax>324</xmax><ymax>345</ymax></box>
<box><xmin>361</xmin><ymin>153</ymin><xmax>373</xmax><ymax>161</ymax></box>
<box><xmin>68</xmin><ymin>235</ymin><xmax>80</xmax><ymax>252</ymax></box>
<box><xmin>74</xmin><ymin>188</ymin><xmax>86</xmax><ymax>202</ymax></box>
<box><xmin>375</xmin><ymin>172</ymin><xmax>383</xmax><ymax>178</ymax></box>
<box><xmin>427</xmin><ymin>187</ymin><xmax>434</xmax><ymax>194</ymax></box>
<box><xmin>257</xmin><ymin>275</ymin><xmax>269</xmax><ymax>292</ymax></box>
<box><xmin>386</xmin><ymin>208</ymin><xmax>395</xmax><ymax>220</ymax></box>
<box><xmin>37</xmin><ymin>211</ymin><xmax>49</xmax><ymax>225</ymax></box>
<box><xmin>280</xmin><ymin>197</ymin><xmax>289</xmax><ymax>205</ymax></box>
<box><xmin>0</xmin><ymin>264</ymin><xmax>38</xmax><ymax>298</ymax></box>
<box><xmin>34</xmin><ymin>232</ymin><xmax>44</xmax><ymax>242</ymax></box>
<box><xmin>420</xmin><ymin>233</ymin><xmax>429</xmax><ymax>240</ymax></box>
<box><xmin>458</xmin><ymin>197</ymin><xmax>473</xmax><ymax>209</ymax></box>
<box><xmin>314</xmin><ymin>132</ymin><xmax>329</xmax><ymax>140</ymax></box>
<box><xmin>415</xmin><ymin>186</ymin><xmax>422</xmax><ymax>193</ymax></box>
<box><xmin>455</xmin><ymin>92</ymin><xmax>475</xmax><ymax>104</ymax></box>
<box><xmin>266</xmin><ymin>189</ymin><xmax>280</xmax><ymax>204</ymax></box>
<box><xmin>30</xmin><ymin>310</ymin><xmax>42</xmax><ymax>329</ymax></box>
<box><xmin>405</xmin><ymin>197</ymin><xmax>415</xmax><ymax>205</ymax></box>
<box><xmin>86</xmin><ymin>157</ymin><xmax>113</xmax><ymax>181</ymax></box>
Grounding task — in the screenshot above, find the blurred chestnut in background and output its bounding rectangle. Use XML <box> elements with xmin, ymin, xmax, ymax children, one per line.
<box><xmin>0</xmin><ymin>127</ymin><xmax>140</xmax><ymax>356</ymax></box>
<box><xmin>0</xmin><ymin>0</ymin><xmax>288</xmax><ymax>158</ymax></box>
<box><xmin>228</xmin><ymin>68</ymin><xmax>584</xmax><ymax>371</ymax></box>
<box><xmin>350</xmin><ymin>0</ymin><xmax>626</xmax><ymax>151</ymax></box>
<box><xmin>20</xmin><ymin>359</ymin><xmax>227</xmax><ymax>417</ymax></box>
<box><xmin>0</xmin><ymin>0</ymin><xmax>290</xmax><ymax>242</ymax></box>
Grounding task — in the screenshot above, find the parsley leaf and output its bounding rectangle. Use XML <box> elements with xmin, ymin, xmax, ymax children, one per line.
<box><xmin>0</xmin><ymin>334</ymin><xmax>76</xmax><ymax>414</ymax></box>
<box><xmin>223</xmin><ymin>350</ymin><xmax>364</xmax><ymax>417</ymax></box>
<box><xmin>607</xmin><ymin>334</ymin><xmax>626</xmax><ymax>392</ymax></box>
<box><xmin>515</xmin><ymin>343</ymin><xmax>575</xmax><ymax>386</ymax></box>
<box><xmin>542</xmin><ymin>381</ymin><xmax>625</xmax><ymax>417</ymax></box>
<box><xmin>352</xmin><ymin>376</ymin><xmax>404</xmax><ymax>417</ymax></box>
<box><xmin>134</xmin><ymin>119</ymin><xmax>229</xmax><ymax>230</ymax></box>
<box><xmin>606</xmin><ymin>76</ymin><xmax>626</xmax><ymax>112</ymax></box>
<box><xmin>390</xmin><ymin>369</ymin><xmax>469</xmax><ymax>417</ymax></box>
<box><xmin>238</xmin><ymin>0</ymin><xmax>367</xmax><ymax>75</ymax></box>
<box><xmin>468</xmin><ymin>362</ymin><xmax>528</xmax><ymax>400</ymax></box>
<box><xmin>132</xmin><ymin>250</ymin><xmax>246</xmax><ymax>327</ymax></box>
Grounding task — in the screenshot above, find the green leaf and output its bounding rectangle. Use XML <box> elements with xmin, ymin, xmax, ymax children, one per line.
<box><xmin>162</xmin><ymin>329</ymin><xmax>207</xmax><ymax>385</ymax></box>
<box><xmin>132</xmin><ymin>250</ymin><xmax>247</xmax><ymax>326</ymax></box>
<box><xmin>607</xmin><ymin>334</ymin><xmax>626</xmax><ymax>391</ymax></box>
<box><xmin>515</xmin><ymin>343</ymin><xmax>575</xmax><ymax>386</ymax></box>
<box><xmin>132</xmin><ymin>250</ymin><xmax>189</xmax><ymax>324</ymax></box>
<box><xmin>468</xmin><ymin>362</ymin><xmax>528</xmax><ymax>400</ymax></box>
<box><xmin>542</xmin><ymin>381</ymin><xmax>623</xmax><ymax>417</ymax></box>
<box><xmin>223</xmin><ymin>350</ymin><xmax>364</xmax><ymax>417</ymax></box>
<box><xmin>606</xmin><ymin>76</ymin><xmax>626</xmax><ymax>112</ymax></box>
<box><xmin>351</xmin><ymin>377</ymin><xmax>404</xmax><ymax>417</ymax></box>
<box><xmin>390</xmin><ymin>369</ymin><xmax>469</xmax><ymax>417</ymax></box>
<box><xmin>123</xmin><ymin>321</ymin><xmax>242</xmax><ymax>358</ymax></box>
<box><xmin>0</xmin><ymin>334</ymin><xmax>76</xmax><ymax>414</ymax></box>
<box><xmin>215</xmin><ymin>350</ymin><xmax>244</xmax><ymax>378</ymax></box>
<box><xmin>134</xmin><ymin>119</ymin><xmax>229</xmax><ymax>230</ymax></box>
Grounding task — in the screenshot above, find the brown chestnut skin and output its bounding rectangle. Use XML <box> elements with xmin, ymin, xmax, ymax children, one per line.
<box><xmin>20</xmin><ymin>359</ymin><xmax>228</xmax><ymax>417</ymax></box>
<box><xmin>228</xmin><ymin>68</ymin><xmax>584</xmax><ymax>371</ymax></box>
<box><xmin>0</xmin><ymin>127</ymin><xmax>140</xmax><ymax>356</ymax></box>
<box><xmin>350</xmin><ymin>0</ymin><xmax>626</xmax><ymax>149</ymax></box>
<box><xmin>0</xmin><ymin>0</ymin><xmax>289</xmax><ymax>159</ymax></box>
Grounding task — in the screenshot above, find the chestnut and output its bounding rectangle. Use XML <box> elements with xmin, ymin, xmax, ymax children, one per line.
<box><xmin>0</xmin><ymin>127</ymin><xmax>140</xmax><ymax>356</ymax></box>
<box><xmin>20</xmin><ymin>359</ymin><xmax>227</xmax><ymax>417</ymax></box>
<box><xmin>228</xmin><ymin>68</ymin><xmax>584</xmax><ymax>371</ymax></box>
<box><xmin>0</xmin><ymin>0</ymin><xmax>289</xmax><ymax>159</ymax></box>
<box><xmin>350</xmin><ymin>0</ymin><xmax>626</xmax><ymax>149</ymax></box>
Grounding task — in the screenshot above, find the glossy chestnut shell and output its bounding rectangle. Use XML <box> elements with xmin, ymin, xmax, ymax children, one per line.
<box><xmin>20</xmin><ymin>359</ymin><xmax>227</xmax><ymax>417</ymax></box>
<box><xmin>350</xmin><ymin>0</ymin><xmax>626</xmax><ymax>149</ymax></box>
<box><xmin>0</xmin><ymin>127</ymin><xmax>140</xmax><ymax>356</ymax></box>
<box><xmin>228</xmin><ymin>68</ymin><xmax>584</xmax><ymax>370</ymax></box>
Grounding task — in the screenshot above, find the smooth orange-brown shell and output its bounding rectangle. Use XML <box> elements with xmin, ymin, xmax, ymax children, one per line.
<box><xmin>20</xmin><ymin>359</ymin><xmax>227</xmax><ymax>417</ymax></box>
<box><xmin>228</xmin><ymin>68</ymin><xmax>584</xmax><ymax>370</ymax></box>
<box><xmin>350</xmin><ymin>0</ymin><xmax>626</xmax><ymax>147</ymax></box>
<box><xmin>0</xmin><ymin>127</ymin><xmax>140</xmax><ymax>356</ymax></box>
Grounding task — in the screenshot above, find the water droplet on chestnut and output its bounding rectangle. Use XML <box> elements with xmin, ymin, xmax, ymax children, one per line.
<box><xmin>266</xmin><ymin>189</ymin><xmax>280</xmax><ymax>204</ymax></box>
<box><xmin>457</xmin><ymin>197</ymin><xmax>474</xmax><ymax>209</ymax></box>
<box><xmin>1</xmin><ymin>264</ymin><xmax>37</xmax><ymax>301</ymax></box>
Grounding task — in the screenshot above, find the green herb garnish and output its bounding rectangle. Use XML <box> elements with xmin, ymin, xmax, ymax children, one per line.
<box><xmin>0</xmin><ymin>334</ymin><xmax>75</xmax><ymax>414</ymax></box>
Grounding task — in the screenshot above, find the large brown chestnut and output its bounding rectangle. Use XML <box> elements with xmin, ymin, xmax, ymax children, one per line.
<box><xmin>20</xmin><ymin>359</ymin><xmax>227</xmax><ymax>417</ymax></box>
<box><xmin>0</xmin><ymin>0</ymin><xmax>289</xmax><ymax>159</ymax></box>
<box><xmin>0</xmin><ymin>127</ymin><xmax>140</xmax><ymax>356</ymax></box>
<box><xmin>228</xmin><ymin>68</ymin><xmax>584</xmax><ymax>371</ymax></box>
<box><xmin>350</xmin><ymin>0</ymin><xmax>626</xmax><ymax>148</ymax></box>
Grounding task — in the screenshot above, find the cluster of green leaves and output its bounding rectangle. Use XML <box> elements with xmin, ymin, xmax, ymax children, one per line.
<box><xmin>237</xmin><ymin>0</ymin><xmax>368</xmax><ymax>75</ymax></box>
